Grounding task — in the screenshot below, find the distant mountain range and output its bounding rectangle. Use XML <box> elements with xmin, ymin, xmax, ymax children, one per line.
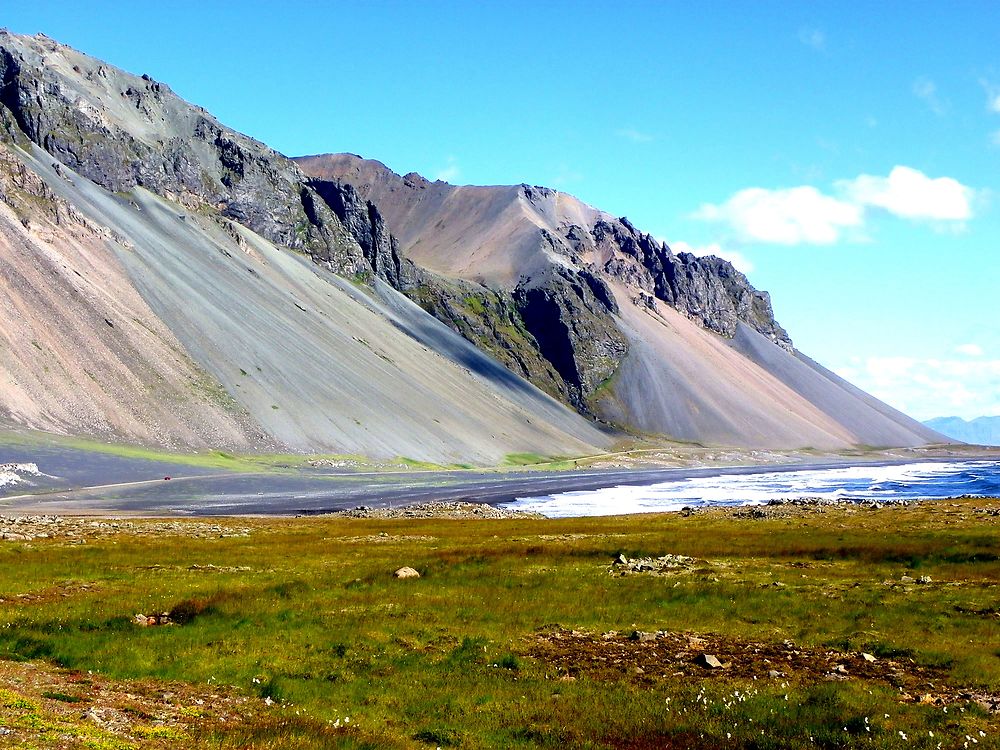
<box><xmin>922</xmin><ymin>417</ymin><xmax>1000</xmax><ymax>446</ymax></box>
<box><xmin>0</xmin><ymin>32</ymin><xmax>948</xmax><ymax>461</ymax></box>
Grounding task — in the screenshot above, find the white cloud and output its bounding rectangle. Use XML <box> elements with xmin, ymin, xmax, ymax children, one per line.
<box><xmin>670</xmin><ymin>240</ymin><xmax>754</xmax><ymax>273</ymax></box>
<box><xmin>617</xmin><ymin>127</ymin><xmax>654</xmax><ymax>143</ymax></box>
<box><xmin>912</xmin><ymin>77</ymin><xmax>946</xmax><ymax>115</ymax></box>
<box><xmin>695</xmin><ymin>167</ymin><xmax>975</xmax><ymax>246</ymax></box>
<box><xmin>842</xmin><ymin>355</ymin><xmax>1000</xmax><ymax>421</ymax></box>
<box><xmin>433</xmin><ymin>156</ymin><xmax>460</xmax><ymax>183</ymax></box>
<box><xmin>990</xmin><ymin>93</ymin><xmax>1000</xmax><ymax>113</ymax></box>
<box><xmin>838</xmin><ymin>166</ymin><xmax>973</xmax><ymax>221</ymax></box>
<box><xmin>956</xmin><ymin>343</ymin><xmax>984</xmax><ymax>357</ymax></box>
<box><xmin>694</xmin><ymin>186</ymin><xmax>862</xmax><ymax>245</ymax></box>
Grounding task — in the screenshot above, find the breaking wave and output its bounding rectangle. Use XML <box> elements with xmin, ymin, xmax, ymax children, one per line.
<box><xmin>503</xmin><ymin>461</ymin><xmax>1000</xmax><ymax>518</ymax></box>
<box><xmin>0</xmin><ymin>462</ymin><xmax>42</xmax><ymax>491</ymax></box>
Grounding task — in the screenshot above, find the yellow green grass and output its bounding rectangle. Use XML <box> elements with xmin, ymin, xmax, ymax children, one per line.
<box><xmin>0</xmin><ymin>499</ymin><xmax>998</xmax><ymax>748</ymax></box>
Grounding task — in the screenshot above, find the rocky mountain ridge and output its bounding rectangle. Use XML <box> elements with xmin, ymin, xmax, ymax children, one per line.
<box><xmin>298</xmin><ymin>153</ymin><xmax>793</xmax><ymax>413</ymax></box>
<box><xmin>0</xmin><ymin>32</ymin><xmax>400</xmax><ymax>284</ymax></box>
<box><xmin>0</xmin><ymin>32</ymin><xmax>946</xmax><ymax>454</ymax></box>
<box><xmin>0</xmin><ymin>32</ymin><xmax>607</xmax><ymax>461</ymax></box>
<box><xmin>298</xmin><ymin>153</ymin><xmax>944</xmax><ymax>449</ymax></box>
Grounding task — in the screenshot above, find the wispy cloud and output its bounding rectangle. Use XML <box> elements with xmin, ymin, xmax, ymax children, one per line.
<box><xmin>669</xmin><ymin>240</ymin><xmax>754</xmax><ymax>274</ymax></box>
<box><xmin>797</xmin><ymin>27</ymin><xmax>826</xmax><ymax>51</ymax></box>
<box><xmin>837</xmin><ymin>355</ymin><xmax>1000</xmax><ymax>420</ymax></box>
<box><xmin>912</xmin><ymin>77</ymin><xmax>947</xmax><ymax>115</ymax></box>
<box><xmin>433</xmin><ymin>156</ymin><xmax>460</xmax><ymax>183</ymax></box>
<box><xmin>617</xmin><ymin>127</ymin><xmax>654</xmax><ymax>143</ymax></box>
<box><xmin>694</xmin><ymin>166</ymin><xmax>975</xmax><ymax>246</ymax></box>
<box><xmin>977</xmin><ymin>78</ymin><xmax>1000</xmax><ymax>113</ymax></box>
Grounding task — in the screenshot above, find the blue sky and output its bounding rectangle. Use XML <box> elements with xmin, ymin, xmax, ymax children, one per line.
<box><xmin>6</xmin><ymin>1</ymin><xmax>998</xmax><ymax>420</ymax></box>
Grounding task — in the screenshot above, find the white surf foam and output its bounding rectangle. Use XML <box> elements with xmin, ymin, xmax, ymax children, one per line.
<box><xmin>502</xmin><ymin>462</ymin><xmax>981</xmax><ymax>518</ymax></box>
<box><xmin>0</xmin><ymin>462</ymin><xmax>42</xmax><ymax>490</ymax></box>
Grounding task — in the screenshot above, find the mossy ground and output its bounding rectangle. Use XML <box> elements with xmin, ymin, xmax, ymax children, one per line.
<box><xmin>0</xmin><ymin>499</ymin><xmax>998</xmax><ymax>748</ymax></box>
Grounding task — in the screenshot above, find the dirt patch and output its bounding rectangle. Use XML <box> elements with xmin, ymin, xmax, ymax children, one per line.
<box><xmin>528</xmin><ymin>628</ymin><xmax>999</xmax><ymax>712</ymax></box>
<box><xmin>0</xmin><ymin>659</ymin><xmax>256</xmax><ymax>748</ymax></box>
<box><xmin>0</xmin><ymin>582</ymin><xmax>101</xmax><ymax>606</ymax></box>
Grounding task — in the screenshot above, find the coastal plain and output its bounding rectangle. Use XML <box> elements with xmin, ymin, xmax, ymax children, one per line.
<box><xmin>0</xmin><ymin>494</ymin><xmax>997</xmax><ymax>748</ymax></box>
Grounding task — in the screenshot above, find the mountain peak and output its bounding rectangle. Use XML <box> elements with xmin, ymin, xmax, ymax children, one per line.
<box><xmin>0</xmin><ymin>34</ymin><xmax>949</xmax><ymax>456</ymax></box>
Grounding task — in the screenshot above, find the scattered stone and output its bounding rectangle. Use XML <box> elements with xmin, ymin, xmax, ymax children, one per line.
<box><xmin>530</xmin><ymin>627</ymin><xmax>998</xmax><ymax>712</ymax></box>
<box><xmin>862</xmin><ymin>653</ymin><xmax>876</xmax><ymax>662</ymax></box>
<box><xmin>0</xmin><ymin>515</ymin><xmax>251</xmax><ymax>543</ymax></box>
<box><xmin>695</xmin><ymin>653</ymin><xmax>724</xmax><ymax>669</ymax></box>
<box><xmin>629</xmin><ymin>630</ymin><xmax>657</xmax><ymax>643</ymax></box>
<box><xmin>918</xmin><ymin>575</ymin><xmax>932</xmax><ymax>584</ymax></box>
<box><xmin>134</xmin><ymin>612</ymin><xmax>173</xmax><ymax>627</ymax></box>
<box><xmin>393</xmin><ymin>567</ymin><xmax>420</xmax><ymax>579</ymax></box>
<box><xmin>337</xmin><ymin>501</ymin><xmax>541</xmax><ymax>519</ymax></box>
<box><xmin>611</xmin><ymin>553</ymin><xmax>697</xmax><ymax>576</ymax></box>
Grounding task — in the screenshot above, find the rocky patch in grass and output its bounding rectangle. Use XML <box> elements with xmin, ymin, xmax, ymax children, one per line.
<box><xmin>334</xmin><ymin>500</ymin><xmax>543</xmax><ymax>519</ymax></box>
<box><xmin>0</xmin><ymin>659</ymin><xmax>256</xmax><ymax>748</ymax></box>
<box><xmin>0</xmin><ymin>516</ymin><xmax>251</xmax><ymax>543</ymax></box>
<box><xmin>609</xmin><ymin>552</ymin><xmax>699</xmax><ymax>575</ymax></box>
<box><xmin>529</xmin><ymin>628</ymin><xmax>999</xmax><ymax>712</ymax></box>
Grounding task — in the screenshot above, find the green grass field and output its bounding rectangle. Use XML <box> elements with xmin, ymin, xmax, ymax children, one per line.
<box><xmin>0</xmin><ymin>499</ymin><xmax>998</xmax><ymax>748</ymax></box>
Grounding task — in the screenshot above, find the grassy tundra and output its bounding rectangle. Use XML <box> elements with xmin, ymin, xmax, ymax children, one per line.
<box><xmin>0</xmin><ymin>498</ymin><xmax>997</xmax><ymax>749</ymax></box>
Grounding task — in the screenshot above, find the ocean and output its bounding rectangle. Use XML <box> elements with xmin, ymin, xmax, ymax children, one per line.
<box><xmin>501</xmin><ymin>461</ymin><xmax>1000</xmax><ymax>518</ymax></box>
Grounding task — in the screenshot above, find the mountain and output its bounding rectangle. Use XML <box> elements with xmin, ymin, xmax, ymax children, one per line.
<box><xmin>0</xmin><ymin>32</ymin><xmax>946</xmax><ymax>461</ymax></box>
<box><xmin>923</xmin><ymin>417</ymin><xmax>1000</xmax><ymax>446</ymax></box>
<box><xmin>0</xmin><ymin>32</ymin><xmax>607</xmax><ymax>462</ymax></box>
<box><xmin>296</xmin><ymin>153</ymin><xmax>945</xmax><ymax>449</ymax></box>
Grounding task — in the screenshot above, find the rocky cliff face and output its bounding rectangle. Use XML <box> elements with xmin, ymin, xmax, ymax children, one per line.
<box><xmin>0</xmin><ymin>32</ymin><xmax>402</xmax><ymax>284</ymax></box>
<box><xmin>297</xmin><ymin>153</ymin><xmax>792</xmax><ymax>414</ymax></box>
<box><xmin>588</xmin><ymin>218</ymin><xmax>791</xmax><ymax>348</ymax></box>
<box><xmin>514</xmin><ymin>265</ymin><xmax>628</xmax><ymax>407</ymax></box>
<box><xmin>0</xmin><ymin>33</ymin><xmax>609</xmax><ymax>460</ymax></box>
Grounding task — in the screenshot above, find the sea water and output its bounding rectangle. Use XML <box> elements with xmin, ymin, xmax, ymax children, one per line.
<box><xmin>502</xmin><ymin>461</ymin><xmax>1000</xmax><ymax>518</ymax></box>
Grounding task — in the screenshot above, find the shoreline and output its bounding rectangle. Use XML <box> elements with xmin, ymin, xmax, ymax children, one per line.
<box><xmin>1</xmin><ymin>454</ymin><xmax>997</xmax><ymax>518</ymax></box>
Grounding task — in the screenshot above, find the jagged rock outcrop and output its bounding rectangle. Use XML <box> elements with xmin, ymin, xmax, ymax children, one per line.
<box><xmin>514</xmin><ymin>265</ymin><xmax>628</xmax><ymax>406</ymax></box>
<box><xmin>308</xmin><ymin>178</ymin><xmax>402</xmax><ymax>286</ymax></box>
<box><xmin>589</xmin><ymin>218</ymin><xmax>791</xmax><ymax>348</ymax></box>
<box><xmin>401</xmin><ymin>269</ymin><xmax>569</xmax><ymax>401</ymax></box>
<box><xmin>0</xmin><ymin>32</ymin><xmax>400</xmax><ymax>283</ymax></box>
